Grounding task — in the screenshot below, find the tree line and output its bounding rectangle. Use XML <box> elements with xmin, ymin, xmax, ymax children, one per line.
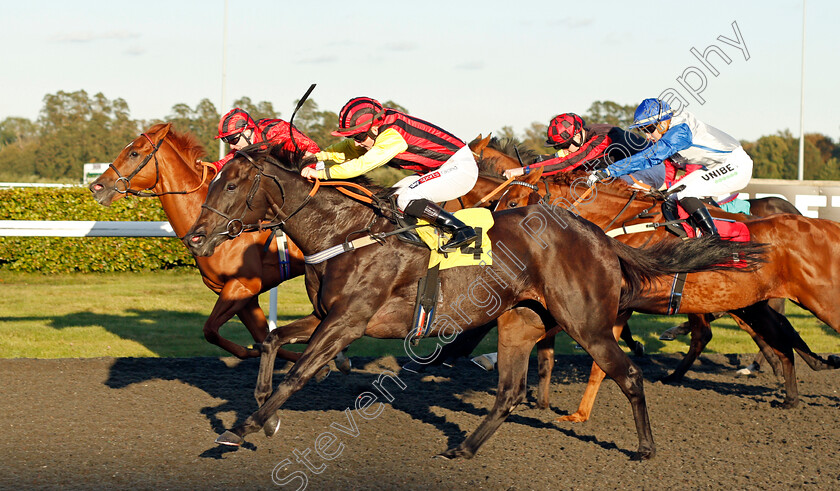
<box><xmin>1</xmin><ymin>90</ymin><xmax>839</xmax><ymax>183</ymax></box>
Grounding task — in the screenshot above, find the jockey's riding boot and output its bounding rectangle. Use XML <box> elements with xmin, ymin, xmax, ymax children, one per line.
<box><xmin>662</xmin><ymin>197</ymin><xmax>679</xmax><ymax>223</ymax></box>
<box><xmin>681</xmin><ymin>197</ymin><xmax>719</xmax><ymax>237</ymax></box>
<box><xmin>405</xmin><ymin>199</ymin><xmax>477</xmax><ymax>252</ymax></box>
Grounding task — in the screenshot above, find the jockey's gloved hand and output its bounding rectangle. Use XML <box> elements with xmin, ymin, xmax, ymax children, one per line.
<box><xmin>586</xmin><ymin>169</ymin><xmax>610</xmax><ymax>187</ymax></box>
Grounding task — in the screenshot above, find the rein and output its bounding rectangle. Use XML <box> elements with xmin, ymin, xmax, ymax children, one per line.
<box><xmin>475</xmin><ymin>175</ymin><xmax>517</xmax><ymax>207</ymax></box>
<box><xmin>202</xmin><ymin>149</ymin><xmax>382</xmax><ymax>240</ymax></box>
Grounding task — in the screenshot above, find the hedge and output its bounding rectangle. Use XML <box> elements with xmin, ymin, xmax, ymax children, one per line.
<box><xmin>0</xmin><ymin>187</ymin><xmax>194</xmax><ymax>273</ymax></box>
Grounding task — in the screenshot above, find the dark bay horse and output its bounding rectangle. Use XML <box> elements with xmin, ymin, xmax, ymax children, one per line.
<box><xmin>88</xmin><ymin>123</ymin><xmax>346</xmax><ymax>373</ymax></box>
<box><xmin>182</xmin><ymin>144</ymin><xmax>765</xmax><ymax>460</ymax></box>
<box><xmin>473</xmin><ymin>139</ymin><xmax>840</xmax><ymax>419</ymax></box>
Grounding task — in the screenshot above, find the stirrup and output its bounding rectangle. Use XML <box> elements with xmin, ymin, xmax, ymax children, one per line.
<box><xmin>439</xmin><ymin>227</ymin><xmax>477</xmax><ymax>253</ymax></box>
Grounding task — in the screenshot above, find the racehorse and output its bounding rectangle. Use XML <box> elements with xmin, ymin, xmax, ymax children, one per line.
<box><xmin>88</xmin><ymin>123</ymin><xmax>346</xmax><ymax>375</ymax></box>
<box><xmin>471</xmin><ymin>138</ymin><xmax>840</xmax><ymax>419</ymax></box>
<box><xmin>182</xmin><ymin>144</ymin><xmax>765</xmax><ymax>459</ymax></box>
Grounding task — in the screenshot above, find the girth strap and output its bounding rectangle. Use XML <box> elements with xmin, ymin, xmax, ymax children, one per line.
<box><xmin>667</xmin><ymin>272</ymin><xmax>687</xmax><ymax>315</ymax></box>
<box><xmin>409</xmin><ymin>264</ymin><xmax>441</xmax><ymax>345</ymax></box>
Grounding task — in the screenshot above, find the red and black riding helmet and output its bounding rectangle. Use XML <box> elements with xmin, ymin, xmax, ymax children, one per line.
<box><xmin>332</xmin><ymin>97</ymin><xmax>385</xmax><ymax>137</ymax></box>
<box><xmin>216</xmin><ymin>108</ymin><xmax>257</xmax><ymax>140</ymax></box>
<box><xmin>545</xmin><ymin>113</ymin><xmax>585</xmax><ymax>148</ymax></box>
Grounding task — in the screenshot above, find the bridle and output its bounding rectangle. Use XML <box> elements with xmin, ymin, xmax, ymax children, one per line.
<box><xmin>108</xmin><ymin>127</ymin><xmax>213</xmax><ymax>197</ymax></box>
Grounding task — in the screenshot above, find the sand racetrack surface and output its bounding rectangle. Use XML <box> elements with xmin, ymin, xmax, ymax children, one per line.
<box><xmin>1</xmin><ymin>353</ymin><xmax>838</xmax><ymax>490</ymax></box>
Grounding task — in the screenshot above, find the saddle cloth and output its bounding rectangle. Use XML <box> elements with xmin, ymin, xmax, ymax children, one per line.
<box><xmin>416</xmin><ymin>208</ymin><xmax>494</xmax><ymax>270</ymax></box>
<box><xmin>676</xmin><ymin>205</ymin><xmax>750</xmax><ymax>242</ymax></box>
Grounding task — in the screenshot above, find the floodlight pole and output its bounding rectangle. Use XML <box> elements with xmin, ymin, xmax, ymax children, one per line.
<box><xmin>219</xmin><ymin>0</ymin><xmax>229</xmax><ymax>160</ymax></box>
<box><xmin>797</xmin><ymin>0</ymin><xmax>806</xmax><ymax>180</ymax></box>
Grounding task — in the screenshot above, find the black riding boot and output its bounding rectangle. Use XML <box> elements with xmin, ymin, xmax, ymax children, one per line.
<box><xmin>404</xmin><ymin>199</ymin><xmax>477</xmax><ymax>252</ymax></box>
<box><xmin>680</xmin><ymin>197</ymin><xmax>719</xmax><ymax>237</ymax></box>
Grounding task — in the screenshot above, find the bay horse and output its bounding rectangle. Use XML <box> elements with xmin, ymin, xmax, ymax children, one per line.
<box><xmin>182</xmin><ymin>144</ymin><xmax>765</xmax><ymax>460</ymax></box>
<box><xmin>88</xmin><ymin>123</ymin><xmax>347</xmax><ymax>375</ymax></box>
<box><xmin>472</xmin><ymin>138</ymin><xmax>840</xmax><ymax>419</ymax></box>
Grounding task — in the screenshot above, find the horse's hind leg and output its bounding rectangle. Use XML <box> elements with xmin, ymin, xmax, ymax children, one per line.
<box><xmin>730</xmin><ymin>303</ymin><xmax>799</xmax><ymax>408</ymax></box>
<box><xmin>439</xmin><ymin>310</ymin><xmax>544</xmax><ymax>459</ymax></box>
<box><xmin>535</xmin><ymin>334</ymin><xmax>555</xmax><ymax>410</ymax></box>
<box><xmin>619</xmin><ymin>317</ymin><xmax>645</xmax><ymax>357</ymax></box>
<box><xmin>570</xmin><ymin>325</ymin><xmax>655</xmax><ymax>460</ymax></box>
<box><xmin>661</xmin><ymin>314</ymin><xmax>713</xmax><ymax>383</ymax></box>
<box><xmin>557</xmin><ymin>317</ymin><xmax>626</xmax><ymax>423</ymax></box>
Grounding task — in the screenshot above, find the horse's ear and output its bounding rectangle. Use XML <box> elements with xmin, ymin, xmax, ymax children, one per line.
<box><xmin>469</xmin><ymin>133</ymin><xmax>492</xmax><ymax>155</ymax></box>
<box><xmin>523</xmin><ymin>165</ymin><xmax>543</xmax><ymax>183</ymax></box>
<box><xmin>145</xmin><ymin>123</ymin><xmax>172</xmax><ymax>144</ymax></box>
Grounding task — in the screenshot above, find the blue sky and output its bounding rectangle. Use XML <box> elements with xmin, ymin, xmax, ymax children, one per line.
<box><xmin>1</xmin><ymin>0</ymin><xmax>837</xmax><ymax>142</ymax></box>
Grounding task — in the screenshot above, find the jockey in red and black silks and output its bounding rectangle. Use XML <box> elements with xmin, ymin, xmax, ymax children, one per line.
<box><xmin>507</xmin><ymin>114</ymin><xmax>664</xmax><ymax>188</ymax></box>
<box><xmin>303</xmin><ymin>97</ymin><xmax>479</xmax><ymax>252</ymax></box>
<box><xmin>209</xmin><ymin>108</ymin><xmax>321</xmax><ymax>171</ymax></box>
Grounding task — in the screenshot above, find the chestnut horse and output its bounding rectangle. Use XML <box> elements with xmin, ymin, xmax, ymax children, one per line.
<box><xmin>89</xmin><ymin>123</ymin><xmax>346</xmax><ymax>374</ymax></box>
<box><xmin>182</xmin><ymin>144</ymin><xmax>765</xmax><ymax>459</ymax></box>
<box><xmin>472</xmin><ymin>138</ymin><xmax>840</xmax><ymax>420</ymax></box>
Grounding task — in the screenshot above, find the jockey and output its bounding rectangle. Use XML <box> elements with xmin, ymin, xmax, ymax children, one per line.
<box><xmin>300</xmin><ymin>97</ymin><xmax>479</xmax><ymax>252</ymax></box>
<box><xmin>205</xmin><ymin>108</ymin><xmax>320</xmax><ymax>171</ymax></box>
<box><xmin>503</xmin><ymin>113</ymin><xmax>665</xmax><ymax>188</ymax></box>
<box><xmin>587</xmin><ymin>98</ymin><xmax>754</xmax><ymax>236</ymax></box>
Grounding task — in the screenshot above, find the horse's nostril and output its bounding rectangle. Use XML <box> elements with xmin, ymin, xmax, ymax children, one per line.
<box><xmin>190</xmin><ymin>235</ymin><xmax>203</xmax><ymax>243</ymax></box>
<box><xmin>91</xmin><ymin>183</ymin><xmax>102</xmax><ymax>191</ymax></box>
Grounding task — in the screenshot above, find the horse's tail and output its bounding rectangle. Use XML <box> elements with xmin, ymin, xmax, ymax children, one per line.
<box><xmin>611</xmin><ymin>236</ymin><xmax>767</xmax><ymax>311</ymax></box>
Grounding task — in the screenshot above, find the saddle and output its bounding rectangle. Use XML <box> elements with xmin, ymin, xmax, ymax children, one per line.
<box><xmin>661</xmin><ymin>201</ymin><xmax>750</xmax><ymax>242</ymax></box>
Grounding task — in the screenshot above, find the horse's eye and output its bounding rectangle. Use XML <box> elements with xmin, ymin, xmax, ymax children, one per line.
<box><xmin>507</xmin><ymin>201</ymin><xmax>518</xmax><ymax>209</ymax></box>
<box><xmin>130</xmin><ymin>151</ymin><xmax>139</xmax><ymax>158</ymax></box>
<box><xmin>226</xmin><ymin>183</ymin><xmax>237</xmax><ymax>191</ymax></box>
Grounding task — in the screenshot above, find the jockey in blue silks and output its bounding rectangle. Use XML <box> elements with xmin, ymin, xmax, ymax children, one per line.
<box><xmin>586</xmin><ymin>98</ymin><xmax>753</xmax><ymax>236</ymax></box>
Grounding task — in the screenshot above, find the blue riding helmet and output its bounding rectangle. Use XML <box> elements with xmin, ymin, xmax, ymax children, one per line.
<box><xmin>628</xmin><ymin>98</ymin><xmax>674</xmax><ymax>129</ymax></box>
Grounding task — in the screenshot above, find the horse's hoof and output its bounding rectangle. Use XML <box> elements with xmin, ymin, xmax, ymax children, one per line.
<box><xmin>556</xmin><ymin>413</ymin><xmax>587</xmax><ymax>423</ymax></box>
<box><xmin>632</xmin><ymin>448</ymin><xmax>655</xmax><ymax>461</ymax></box>
<box><xmin>828</xmin><ymin>354</ymin><xmax>840</xmax><ymax>368</ymax></box>
<box><xmin>401</xmin><ymin>361</ymin><xmax>425</xmax><ymax>374</ymax></box>
<box><xmin>781</xmin><ymin>399</ymin><xmax>799</xmax><ymax>410</ymax></box>
<box><xmin>215</xmin><ymin>431</ymin><xmax>243</xmax><ymax>447</ymax></box>
<box><xmin>263</xmin><ymin>413</ymin><xmax>281</xmax><ymax>438</ymax></box>
<box><xmin>659</xmin><ymin>373</ymin><xmax>681</xmax><ymax>384</ymax></box>
<box><xmin>314</xmin><ymin>365</ymin><xmax>331</xmax><ymax>383</ymax></box>
<box><xmin>659</xmin><ymin>324</ymin><xmax>689</xmax><ymax>341</ymax></box>
<box><xmin>632</xmin><ymin>343</ymin><xmax>646</xmax><ymax>357</ymax></box>
<box><xmin>335</xmin><ymin>353</ymin><xmax>352</xmax><ymax>375</ymax></box>
<box><xmin>436</xmin><ymin>447</ymin><xmax>473</xmax><ymax>460</ymax></box>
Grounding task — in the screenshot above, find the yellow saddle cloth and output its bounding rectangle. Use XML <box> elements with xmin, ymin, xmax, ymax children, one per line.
<box><xmin>415</xmin><ymin>208</ymin><xmax>494</xmax><ymax>270</ymax></box>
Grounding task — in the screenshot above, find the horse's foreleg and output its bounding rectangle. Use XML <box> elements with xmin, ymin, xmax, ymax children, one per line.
<box><xmin>204</xmin><ymin>288</ymin><xmax>261</xmax><ymax>359</ymax></box>
<box><xmin>217</xmin><ymin>312</ymin><xmax>366</xmax><ymax>447</ymax></box>
<box><xmin>236</xmin><ymin>296</ymin><xmax>301</xmax><ymax>363</ymax></box>
<box><xmin>661</xmin><ymin>314</ymin><xmax>713</xmax><ymax>383</ymax></box>
<box><xmin>253</xmin><ymin>314</ymin><xmax>322</xmax><ymax>407</ymax></box>
<box><xmin>557</xmin><ymin>320</ymin><xmax>624</xmax><ymax>423</ymax></box>
<box><xmin>439</xmin><ymin>311</ymin><xmax>544</xmax><ymax>460</ymax></box>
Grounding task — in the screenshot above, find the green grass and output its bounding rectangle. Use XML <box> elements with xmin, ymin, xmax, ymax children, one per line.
<box><xmin>1</xmin><ymin>270</ymin><xmax>839</xmax><ymax>359</ymax></box>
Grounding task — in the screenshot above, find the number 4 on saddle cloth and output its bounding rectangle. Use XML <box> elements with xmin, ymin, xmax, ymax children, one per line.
<box><xmin>409</xmin><ymin>208</ymin><xmax>494</xmax><ymax>344</ymax></box>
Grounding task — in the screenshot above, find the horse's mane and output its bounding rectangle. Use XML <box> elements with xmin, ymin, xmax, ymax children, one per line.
<box><xmin>475</xmin><ymin>138</ymin><xmax>541</xmax><ymax>179</ymax></box>
<box><xmin>166</xmin><ymin>127</ymin><xmax>208</xmax><ymax>162</ymax></box>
